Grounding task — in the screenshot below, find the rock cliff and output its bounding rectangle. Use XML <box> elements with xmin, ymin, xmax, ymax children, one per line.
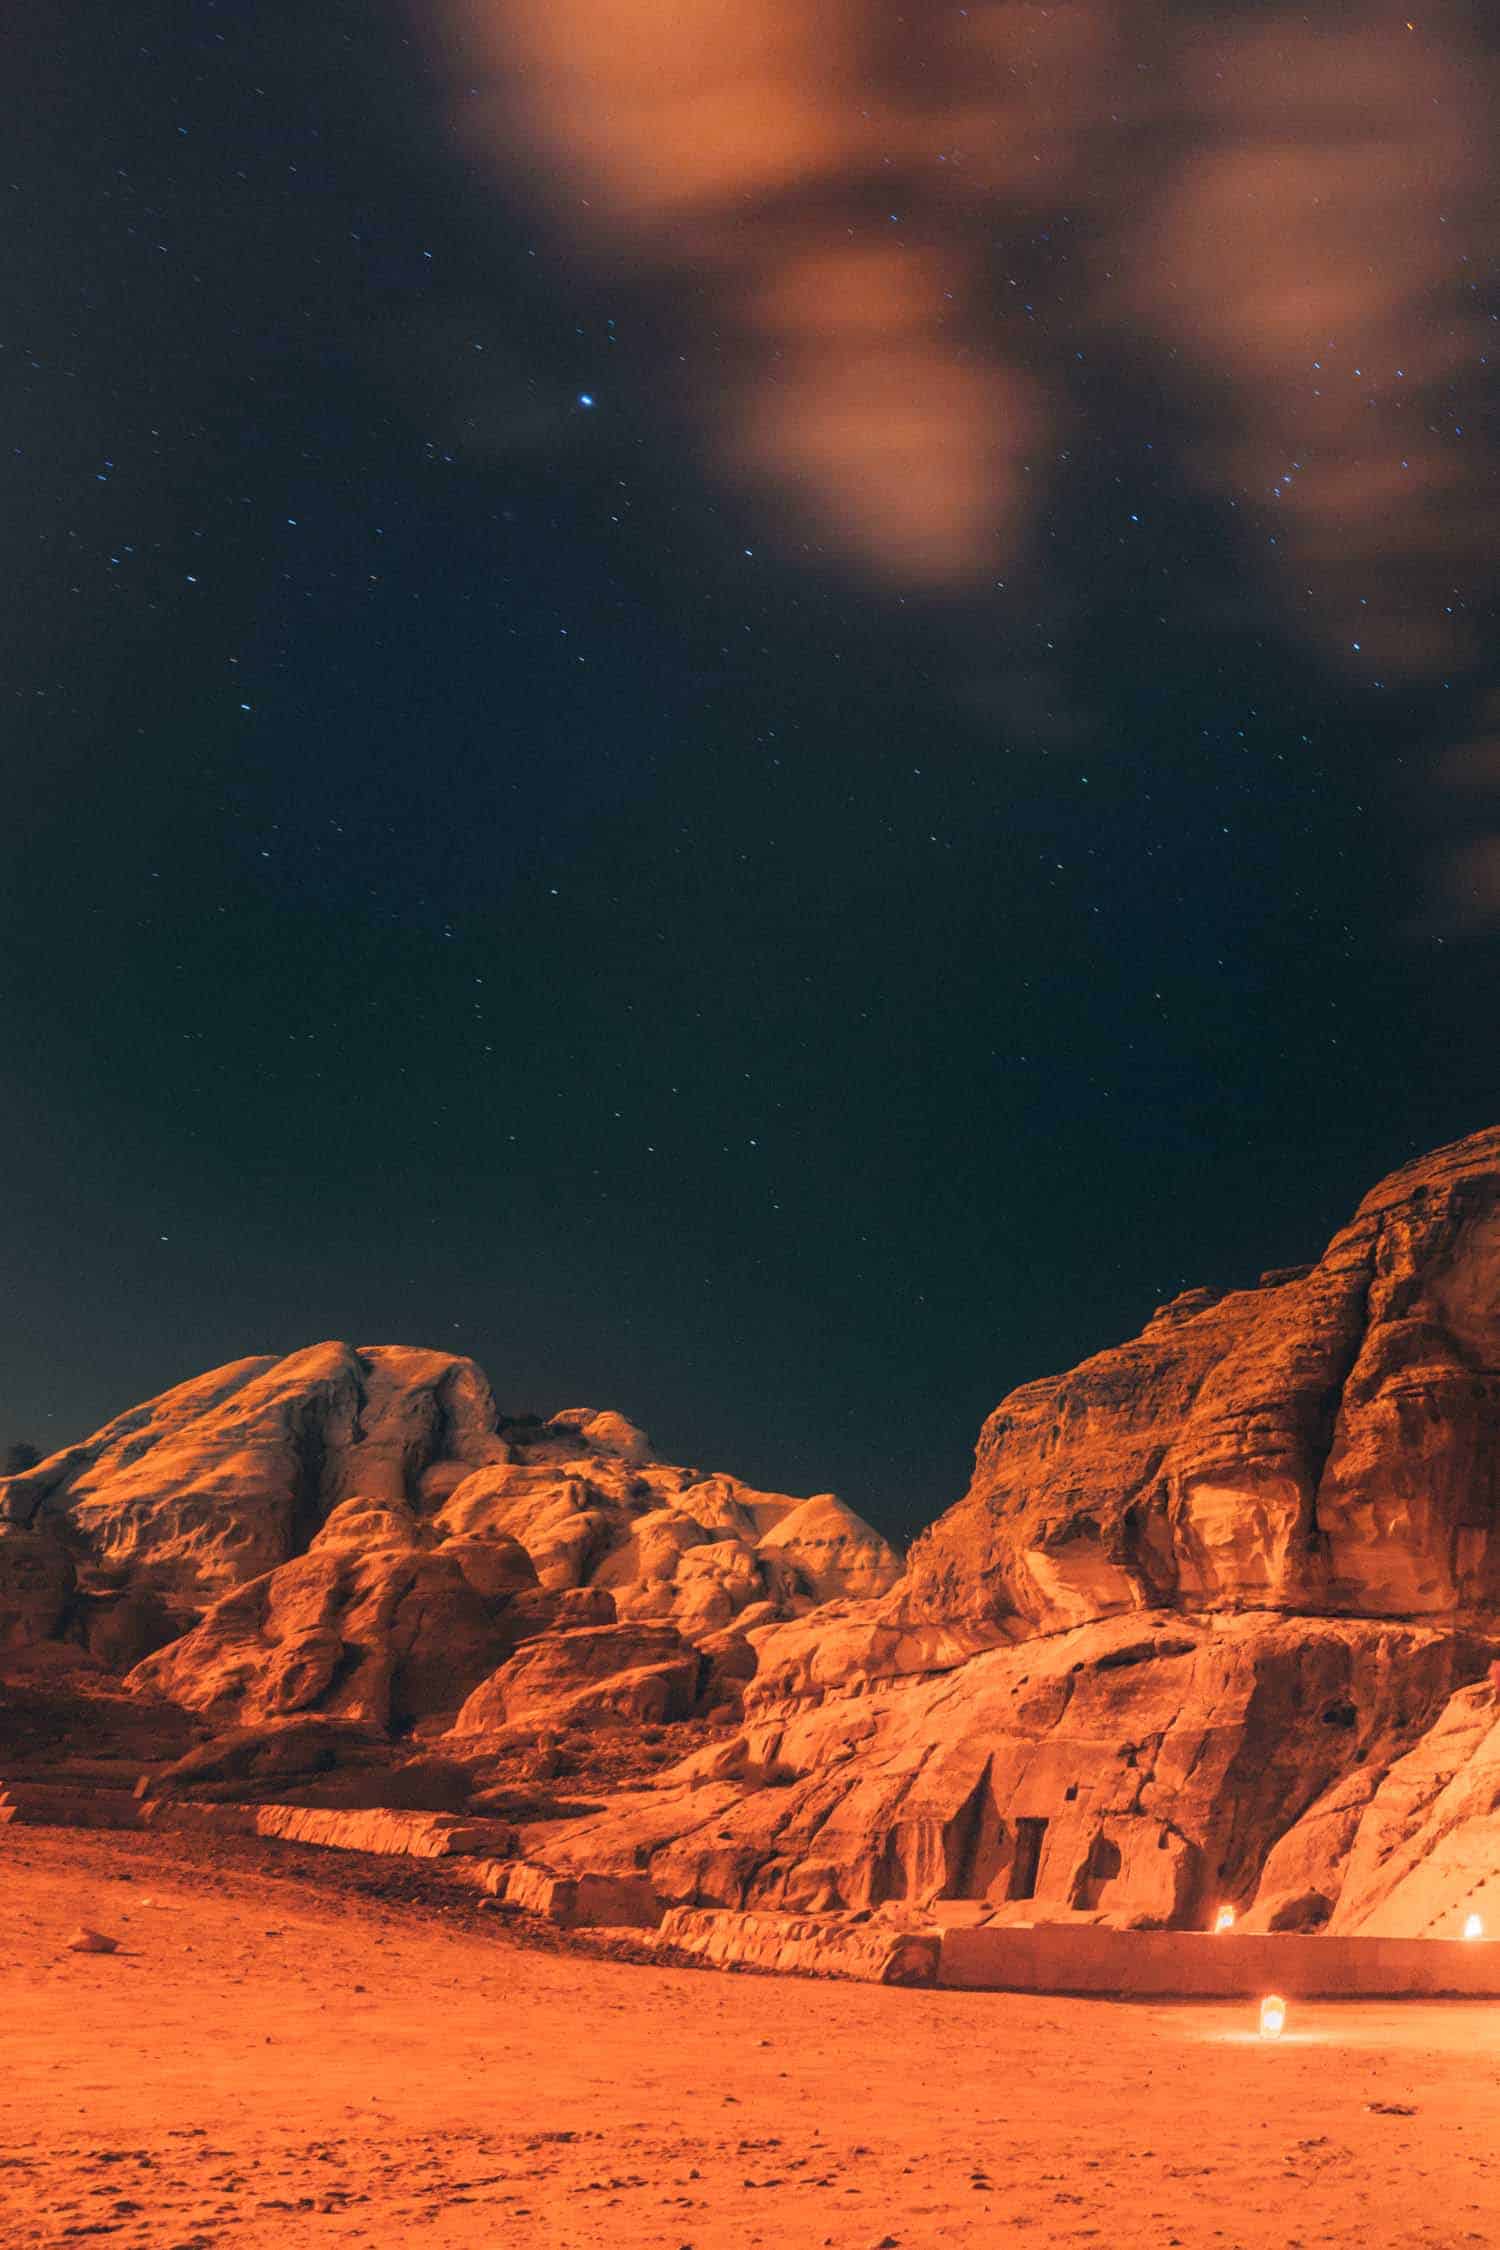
<box><xmin>895</xmin><ymin>1123</ymin><xmax>1500</xmax><ymax>1649</ymax></box>
<box><xmin>497</xmin><ymin>1127</ymin><xmax>1500</xmax><ymax>1940</ymax></box>
<box><xmin>0</xmin><ymin>1343</ymin><xmax>899</xmax><ymax>1730</ymax></box>
<box><xmin>9</xmin><ymin>1126</ymin><xmax>1500</xmax><ymax>1948</ymax></box>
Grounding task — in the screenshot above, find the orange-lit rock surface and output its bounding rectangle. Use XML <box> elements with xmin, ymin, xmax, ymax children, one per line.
<box><xmin>520</xmin><ymin>1610</ymin><xmax>1486</xmax><ymax>1928</ymax></box>
<box><xmin>896</xmin><ymin>1124</ymin><xmax>1500</xmax><ymax>1647</ymax></box>
<box><xmin>1246</xmin><ymin>1673</ymin><xmax>1500</xmax><ymax>1939</ymax></box>
<box><xmin>8</xmin><ymin>1129</ymin><xmax>1500</xmax><ymax>1952</ymax></box>
<box><xmin>449</xmin><ymin>1619</ymin><xmax>703</xmax><ymax>1737</ymax></box>
<box><xmin>0</xmin><ymin>1346</ymin><xmax>899</xmax><ymax>1730</ymax></box>
<box><xmin>503</xmin><ymin>1128</ymin><xmax>1500</xmax><ymax>1941</ymax></box>
<box><xmin>655</xmin><ymin>1902</ymin><xmax>941</xmax><ymax>1984</ymax></box>
<box><xmin>128</xmin><ymin>1498</ymin><xmax>534</xmax><ymax>1729</ymax></box>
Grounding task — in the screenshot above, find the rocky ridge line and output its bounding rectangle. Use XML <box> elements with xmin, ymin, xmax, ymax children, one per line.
<box><xmin>9</xmin><ymin>1126</ymin><xmax>1500</xmax><ymax>1951</ymax></box>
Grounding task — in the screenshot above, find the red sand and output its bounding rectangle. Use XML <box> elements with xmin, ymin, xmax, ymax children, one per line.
<box><xmin>5</xmin><ymin>1827</ymin><xmax>1500</xmax><ymax>2248</ymax></box>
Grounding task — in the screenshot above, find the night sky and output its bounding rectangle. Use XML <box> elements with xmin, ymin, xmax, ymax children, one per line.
<box><xmin>5</xmin><ymin>0</ymin><xmax>1500</xmax><ymax>1542</ymax></box>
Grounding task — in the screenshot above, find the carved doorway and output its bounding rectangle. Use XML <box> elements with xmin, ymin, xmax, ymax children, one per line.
<box><xmin>1008</xmin><ymin>1816</ymin><xmax>1048</xmax><ymax>1901</ymax></box>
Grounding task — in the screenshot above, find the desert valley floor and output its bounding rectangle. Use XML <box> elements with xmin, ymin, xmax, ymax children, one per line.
<box><xmin>4</xmin><ymin>1826</ymin><xmax>1500</xmax><ymax>2250</ymax></box>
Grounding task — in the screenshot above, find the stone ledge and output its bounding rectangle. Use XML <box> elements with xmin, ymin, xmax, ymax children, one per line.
<box><xmin>251</xmin><ymin>1806</ymin><xmax>518</xmax><ymax>1859</ymax></box>
<box><xmin>656</xmin><ymin>1905</ymin><xmax>940</xmax><ymax>1985</ymax></box>
<box><xmin>0</xmin><ymin>1782</ymin><xmax>144</xmax><ymax>1831</ymax></box>
<box><xmin>138</xmin><ymin>1800</ymin><xmax>517</xmax><ymax>1860</ymax></box>
<box><xmin>467</xmin><ymin>1857</ymin><xmax>663</xmax><ymax>1929</ymax></box>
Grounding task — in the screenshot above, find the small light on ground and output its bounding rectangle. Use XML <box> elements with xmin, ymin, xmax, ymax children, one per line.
<box><xmin>1214</xmin><ymin>1906</ymin><xmax>1235</xmax><ymax>1932</ymax></box>
<box><xmin>1259</xmin><ymin>1994</ymin><xmax>1287</xmax><ymax>2040</ymax></box>
<box><xmin>1464</xmin><ymin>1912</ymin><xmax>1485</xmax><ymax>1941</ymax></box>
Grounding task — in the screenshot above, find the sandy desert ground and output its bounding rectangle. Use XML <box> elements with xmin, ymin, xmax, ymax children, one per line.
<box><xmin>4</xmin><ymin>1827</ymin><xmax>1500</xmax><ymax>2250</ymax></box>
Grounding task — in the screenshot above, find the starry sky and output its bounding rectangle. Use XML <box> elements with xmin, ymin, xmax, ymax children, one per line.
<box><xmin>5</xmin><ymin>0</ymin><xmax>1500</xmax><ymax>1541</ymax></box>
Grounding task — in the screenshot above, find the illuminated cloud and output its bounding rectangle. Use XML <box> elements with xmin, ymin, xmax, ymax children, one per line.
<box><xmin>432</xmin><ymin>0</ymin><xmax>1499</xmax><ymax>671</ymax></box>
<box><xmin>1126</xmin><ymin>11</ymin><xmax>1494</xmax><ymax>677</ymax></box>
<box><xmin>444</xmin><ymin>0</ymin><xmax>1052</xmax><ymax>582</ymax></box>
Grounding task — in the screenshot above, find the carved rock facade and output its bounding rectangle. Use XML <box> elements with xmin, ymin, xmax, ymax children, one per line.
<box><xmin>513</xmin><ymin>1129</ymin><xmax>1500</xmax><ymax>1940</ymax></box>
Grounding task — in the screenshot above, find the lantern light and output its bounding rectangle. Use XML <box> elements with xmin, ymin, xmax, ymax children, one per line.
<box><xmin>1464</xmin><ymin>1912</ymin><xmax>1485</xmax><ymax>1941</ymax></box>
<box><xmin>1214</xmin><ymin>1906</ymin><xmax>1235</xmax><ymax>1933</ymax></box>
<box><xmin>1259</xmin><ymin>1994</ymin><xmax>1287</xmax><ymax>2040</ymax></box>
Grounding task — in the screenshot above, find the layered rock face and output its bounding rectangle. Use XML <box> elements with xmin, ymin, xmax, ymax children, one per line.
<box><xmin>530</xmin><ymin>1610</ymin><xmax>1490</xmax><ymax>1932</ymax></box>
<box><xmin>514</xmin><ymin>1129</ymin><xmax>1500</xmax><ymax>1939</ymax></box>
<box><xmin>0</xmin><ymin>1343</ymin><xmax>899</xmax><ymax>1730</ymax></box>
<box><xmin>893</xmin><ymin>1124</ymin><xmax>1500</xmax><ymax>1650</ymax></box>
<box><xmin>128</xmin><ymin>1499</ymin><xmax>537</xmax><ymax>1731</ymax></box>
<box><xmin>10</xmin><ymin>1129</ymin><xmax>1500</xmax><ymax>1950</ymax></box>
<box><xmin>449</xmin><ymin>1620</ymin><xmax>704</xmax><ymax>1739</ymax></box>
<box><xmin>1250</xmin><ymin>1668</ymin><xmax>1500</xmax><ymax>1937</ymax></box>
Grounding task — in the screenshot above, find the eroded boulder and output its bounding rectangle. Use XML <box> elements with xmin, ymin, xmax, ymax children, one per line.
<box><xmin>0</xmin><ymin>1347</ymin><xmax>897</xmax><ymax>1702</ymax></box>
<box><xmin>127</xmin><ymin>1502</ymin><xmax>529</xmax><ymax>1730</ymax></box>
<box><xmin>450</xmin><ymin>1620</ymin><xmax>703</xmax><ymax>1738</ymax></box>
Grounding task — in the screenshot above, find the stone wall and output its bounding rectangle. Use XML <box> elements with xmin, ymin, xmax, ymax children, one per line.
<box><xmin>937</xmin><ymin>1922</ymin><xmax>1500</xmax><ymax>1996</ymax></box>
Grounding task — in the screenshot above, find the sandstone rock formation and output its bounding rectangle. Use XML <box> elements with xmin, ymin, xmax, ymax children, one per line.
<box><xmin>0</xmin><ymin>1343</ymin><xmax>898</xmax><ymax>1736</ymax></box>
<box><xmin>654</xmin><ymin>1904</ymin><xmax>940</xmax><ymax>1985</ymax></box>
<box><xmin>471</xmin><ymin>1858</ymin><xmax>662</xmax><ymax>1929</ymax></box>
<box><xmin>1248</xmin><ymin>1672</ymin><xmax>1500</xmax><ymax>1938</ymax></box>
<box><xmin>894</xmin><ymin>1127</ymin><xmax>1500</xmax><ymax>1652</ymax></box>
<box><xmin>128</xmin><ymin>1498</ymin><xmax>533</xmax><ymax>1730</ymax></box>
<box><xmin>492</xmin><ymin>1127</ymin><xmax>1500</xmax><ymax>1944</ymax></box>
<box><xmin>10</xmin><ymin>1128</ymin><xmax>1500</xmax><ymax>1959</ymax></box>
<box><xmin>449</xmin><ymin>1620</ymin><xmax>704</xmax><ymax>1739</ymax></box>
<box><xmin>519</xmin><ymin>1609</ymin><xmax>1487</xmax><ymax>1926</ymax></box>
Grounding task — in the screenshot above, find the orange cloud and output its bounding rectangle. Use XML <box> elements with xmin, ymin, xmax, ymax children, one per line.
<box><xmin>432</xmin><ymin>0</ymin><xmax>1499</xmax><ymax>667</ymax></box>
<box><xmin>1125</xmin><ymin>12</ymin><xmax>1493</xmax><ymax>674</ymax></box>
<box><xmin>441</xmin><ymin>0</ymin><xmax>1061</xmax><ymax>583</ymax></box>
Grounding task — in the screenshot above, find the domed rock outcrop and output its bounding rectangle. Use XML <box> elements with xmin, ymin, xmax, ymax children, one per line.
<box><xmin>449</xmin><ymin>1619</ymin><xmax>703</xmax><ymax>1739</ymax></box>
<box><xmin>755</xmin><ymin>1493</ymin><xmax>901</xmax><ymax>1605</ymax></box>
<box><xmin>0</xmin><ymin>1344</ymin><xmax>507</xmax><ymax>1625</ymax></box>
<box><xmin>126</xmin><ymin>1499</ymin><xmax>539</xmax><ymax>1730</ymax></box>
<box><xmin>0</xmin><ymin>1342</ymin><xmax>899</xmax><ymax>1732</ymax></box>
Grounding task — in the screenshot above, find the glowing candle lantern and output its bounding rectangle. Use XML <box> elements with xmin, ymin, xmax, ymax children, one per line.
<box><xmin>1464</xmin><ymin>1912</ymin><xmax>1485</xmax><ymax>1941</ymax></box>
<box><xmin>1214</xmin><ymin>1906</ymin><xmax>1235</xmax><ymax>1933</ymax></box>
<box><xmin>1259</xmin><ymin>1994</ymin><xmax>1287</xmax><ymax>2040</ymax></box>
